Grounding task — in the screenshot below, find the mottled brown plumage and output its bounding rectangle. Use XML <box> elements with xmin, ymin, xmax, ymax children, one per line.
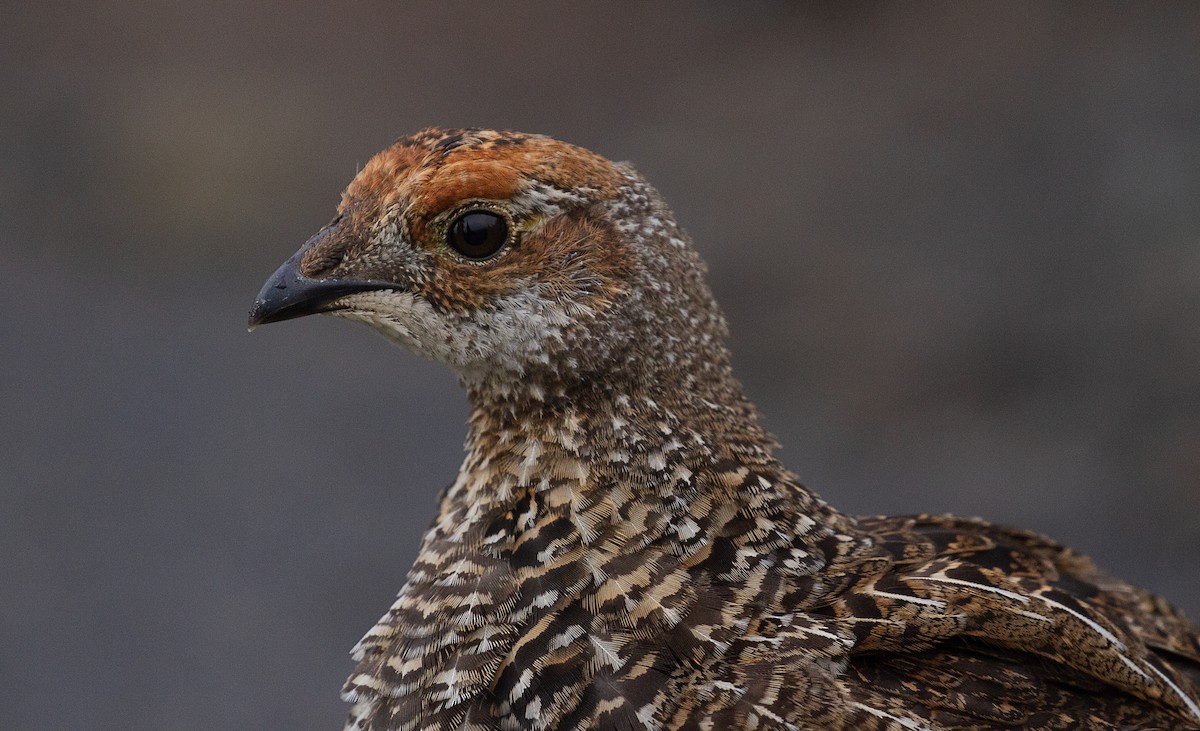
<box><xmin>249</xmin><ymin>128</ymin><xmax>1200</xmax><ymax>730</ymax></box>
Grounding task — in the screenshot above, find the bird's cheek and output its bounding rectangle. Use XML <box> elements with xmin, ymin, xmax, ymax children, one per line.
<box><xmin>342</xmin><ymin>289</ymin><xmax>429</xmax><ymax>331</ymax></box>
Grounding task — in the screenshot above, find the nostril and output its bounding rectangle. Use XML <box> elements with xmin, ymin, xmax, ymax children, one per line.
<box><xmin>298</xmin><ymin>215</ymin><xmax>357</xmax><ymax>278</ymax></box>
<box><xmin>300</xmin><ymin>246</ymin><xmax>347</xmax><ymax>278</ymax></box>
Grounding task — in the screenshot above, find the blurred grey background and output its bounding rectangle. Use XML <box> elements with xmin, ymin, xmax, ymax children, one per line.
<box><xmin>2</xmin><ymin>2</ymin><xmax>1198</xmax><ymax>729</ymax></box>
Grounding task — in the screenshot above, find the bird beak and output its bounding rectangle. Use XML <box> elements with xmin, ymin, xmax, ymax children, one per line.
<box><xmin>247</xmin><ymin>224</ymin><xmax>391</xmax><ymax>331</ymax></box>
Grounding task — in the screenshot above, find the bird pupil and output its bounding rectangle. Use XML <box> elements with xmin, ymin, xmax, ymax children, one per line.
<box><xmin>462</xmin><ymin>214</ymin><xmax>491</xmax><ymax>246</ymax></box>
<box><xmin>448</xmin><ymin>210</ymin><xmax>507</xmax><ymax>259</ymax></box>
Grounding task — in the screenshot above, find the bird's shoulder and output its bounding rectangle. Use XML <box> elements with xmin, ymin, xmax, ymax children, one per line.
<box><xmin>809</xmin><ymin>513</ymin><xmax>1200</xmax><ymax>729</ymax></box>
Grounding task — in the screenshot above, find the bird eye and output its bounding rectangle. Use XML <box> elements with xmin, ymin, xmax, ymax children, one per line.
<box><xmin>446</xmin><ymin>210</ymin><xmax>509</xmax><ymax>260</ymax></box>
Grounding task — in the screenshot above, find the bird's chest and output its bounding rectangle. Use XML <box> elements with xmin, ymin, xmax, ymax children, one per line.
<box><xmin>347</xmin><ymin>422</ymin><xmax>843</xmax><ymax>729</ymax></box>
<box><xmin>365</xmin><ymin>531</ymin><xmax>732</xmax><ymax>729</ymax></box>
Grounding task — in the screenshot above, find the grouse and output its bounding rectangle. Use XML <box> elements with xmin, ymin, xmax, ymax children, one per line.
<box><xmin>249</xmin><ymin>128</ymin><xmax>1200</xmax><ymax>730</ymax></box>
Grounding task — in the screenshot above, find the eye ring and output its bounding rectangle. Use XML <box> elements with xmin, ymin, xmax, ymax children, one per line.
<box><xmin>445</xmin><ymin>208</ymin><xmax>512</xmax><ymax>261</ymax></box>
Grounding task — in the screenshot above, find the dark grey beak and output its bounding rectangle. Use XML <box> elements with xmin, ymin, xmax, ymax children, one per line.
<box><xmin>247</xmin><ymin>228</ymin><xmax>392</xmax><ymax>330</ymax></box>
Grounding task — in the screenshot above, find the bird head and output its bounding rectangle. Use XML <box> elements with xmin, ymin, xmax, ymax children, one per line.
<box><xmin>249</xmin><ymin>128</ymin><xmax>730</xmax><ymax>394</ymax></box>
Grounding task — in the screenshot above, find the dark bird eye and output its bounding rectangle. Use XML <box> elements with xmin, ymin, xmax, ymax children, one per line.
<box><xmin>446</xmin><ymin>210</ymin><xmax>509</xmax><ymax>260</ymax></box>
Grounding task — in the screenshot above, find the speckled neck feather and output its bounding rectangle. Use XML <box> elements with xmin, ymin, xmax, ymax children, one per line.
<box><xmin>258</xmin><ymin>129</ymin><xmax>1200</xmax><ymax>730</ymax></box>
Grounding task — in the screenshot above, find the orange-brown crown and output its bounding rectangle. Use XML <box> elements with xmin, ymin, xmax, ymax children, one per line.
<box><xmin>342</xmin><ymin>129</ymin><xmax>621</xmax><ymax>230</ymax></box>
